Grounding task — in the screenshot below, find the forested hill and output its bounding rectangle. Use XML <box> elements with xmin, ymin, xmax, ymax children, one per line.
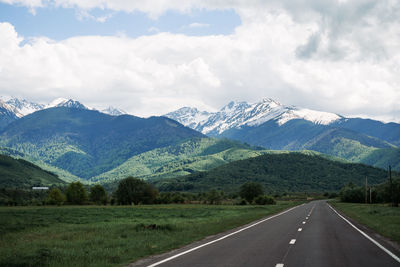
<box><xmin>154</xmin><ymin>152</ymin><xmax>392</xmax><ymax>193</ymax></box>
<box><xmin>0</xmin><ymin>154</ymin><xmax>66</xmax><ymax>188</ymax></box>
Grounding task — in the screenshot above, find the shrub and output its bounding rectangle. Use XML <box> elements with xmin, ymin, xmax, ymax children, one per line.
<box><xmin>66</xmin><ymin>182</ymin><xmax>88</xmax><ymax>205</ymax></box>
<box><xmin>239</xmin><ymin>182</ymin><xmax>264</xmax><ymax>203</ymax></box>
<box><xmin>254</xmin><ymin>195</ymin><xmax>276</xmax><ymax>205</ymax></box>
<box><xmin>115</xmin><ymin>177</ymin><xmax>158</xmax><ymax>205</ymax></box>
<box><xmin>90</xmin><ymin>184</ymin><xmax>107</xmax><ymax>205</ymax></box>
<box><xmin>46</xmin><ymin>188</ymin><xmax>65</xmax><ymax>205</ymax></box>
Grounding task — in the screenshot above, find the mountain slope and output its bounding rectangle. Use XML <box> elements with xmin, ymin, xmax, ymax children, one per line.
<box><xmin>165</xmin><ymin>98</ymin><xmax>400</xmax><ymax>170</ymax></box>
<box><xmin>0</xmin><ymin>100</ymin><xmax>18</xmax><ymax>130</ymax></box>
<box><xmin>0</xmin><ymin>154</ymin><xmax>65</xmax><ymax>188</ymax></box>
<box><xmin>154</xmin><ymin>153</ymin><xmax>391</xmax><ymax>193</ymax></box>
<box><xmin>0</xmin><ymin>107</ymin><xmax>204</xmax><ymax>179</ymax></box>
<box><xmin>91</xmin><ymin>138</ymin><xmax>266</xmax><ymax>183</ymax></box>
<box><xmin>6</xmin><ymin>98</ymin><xmax>44</xmax><ymax>117</ymax></box>
<box><xmin>333</xmin><ymin>118</ymin><xmax>400</xmax><ymax>147</ymax></box>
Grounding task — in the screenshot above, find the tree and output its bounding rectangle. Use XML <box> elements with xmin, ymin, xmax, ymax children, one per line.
<box><xmin>90</xmin><ymin>184</ymin><xmax>107</xmax><ymax>205</ymax></box>
<box><xmin>115</xmin><ymin>177</ymin><xmax>158</xmax><ymax>205</ymax></box>
<box><xmin>239</xmin><ymin>182</ymin><xmax>264</xmax><ymax>203</ymax></box>
<box><xmin>66</xmin><ymin>182</ymin><xmax>88</xmax><ymax>205</ymax></box>
<box><xmin>46</xmin><ymin>187</ymin><xmax>65</xmax><ymax>205</ymax></box>
<box><xmin>206</xmin><ymin>189</ymin><xmax>224</xmax><ymax>205</ymax></box>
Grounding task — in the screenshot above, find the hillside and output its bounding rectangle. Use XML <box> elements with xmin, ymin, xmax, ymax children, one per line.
<box><xmin>0</xmin><ymin>107</ymin><xmax>204</xmax><ymax>179</ymax></box>
<box><xmin>153</xmin><ymin>153</ymin><xmax>390</xmax><ymax>193</ymax></box>
<box><xmin>165</xmin><ymin>98</ymin><xmax>400</xmax><ymax>171</ymax></box>
<box><xmin>91</xmin><ymin>138</ymin><xmax>266</xmax><ymax>183</ymax></box>
<box><xmin>0</xmin><ymin>154</ymin><xmax>65</xmax><ymax>188</ymax></box>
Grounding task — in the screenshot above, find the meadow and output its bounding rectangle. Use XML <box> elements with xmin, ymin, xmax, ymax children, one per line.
<box><xmin>0</xmin><ymin>202</ymin><xmax>299</xmax><ymax>267</ymax></box>
<box><xmin>331</xmin><ymin>202</ymin><xmax>400</xmax><ymax>243</ymax></box>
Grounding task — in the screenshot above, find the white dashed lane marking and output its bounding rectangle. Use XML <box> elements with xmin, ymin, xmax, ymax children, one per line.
<box><xmin>289</xmin><ymin>239</ymin><xmax>296</xmax><ymax>244</ymax></box>
<box><xmin>298</xmin><ymin>228</ymin><xmax>302</xmax><ymax>232</ymax></box>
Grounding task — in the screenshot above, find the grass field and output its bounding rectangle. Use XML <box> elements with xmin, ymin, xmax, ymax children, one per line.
<box><xmin>0</xmin><ymin>202</ymin><xmax>299</xmax><ymax>267</ymax></box>
<box><xmin>331</xmin><ymin>202</ymin><xmax>400</xmax><ymax>243</ymax></box>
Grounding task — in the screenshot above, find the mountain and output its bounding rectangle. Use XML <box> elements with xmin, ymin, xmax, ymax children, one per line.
<box><xmin>165</xmin><ymin>98</ymin><xmax>343</xmax><ymax>135</ymax></box>
<box><xmin>0</xmin><ymin>154</ymin><xmax>65</xmax><ymax>188</ymax></box>
<box><xmin>165</xmin><ymin>107</ymin><xmax>214</xmax><ymax>129</ymax></box>
<box><xmin>90</xmin><ymin>137</ymin><xmax>267</xmax><ymax>183</ymax></box>
<box><xmin>5</xmin><ymin>98</ymin><xmax>44</xmax><ymax>117</ymax></box>
<box><xmin>0</xmin><ymin>107</ymin><xmax>204</xmax><ymax>180</ymax></box>
<box><xmin>46</xmin><ymin>98</ymin><xmax>89</xmax><ymax>109</ymax></box>
<box><xmin>0</xmin><ymin>100</ymin><xmax>18</xmax><ymax>130</ymax></box>
<box><xmin>154</xmin><ymin>152</ymin><xmax>392</xmax><ymax>193</ymax></box>
<box><xmin>165</xmin><ymin>98</ymin><xmax>400</xmax><ymax>170</ymax></box>
<box><xmin>101</xmin><ymin>106</ymin><xmax>126</xmax><ymax>116</ymax></box>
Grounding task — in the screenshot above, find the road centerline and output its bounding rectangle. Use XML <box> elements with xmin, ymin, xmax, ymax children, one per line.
<box><xmin>145</xmin><ymin>204</ymin><xmax>303</xmax><ymax>267</ymax></box>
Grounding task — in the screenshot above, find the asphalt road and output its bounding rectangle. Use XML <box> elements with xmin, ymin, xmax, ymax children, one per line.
<box><xmin>133</xmin><ymin>200</ymin><xmax>400</xmax><ymax>267</ymax></box>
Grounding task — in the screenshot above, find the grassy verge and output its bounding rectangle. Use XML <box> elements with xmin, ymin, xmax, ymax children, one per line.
<box><xmin>330</xmin><ymin>201</ymin><xmax>400</xmax><ymax>243</ymax></box>
<box><xmin>0</xmin><ymin>202</ymin><xmax>299</xmax><ymax>267</ymax></box>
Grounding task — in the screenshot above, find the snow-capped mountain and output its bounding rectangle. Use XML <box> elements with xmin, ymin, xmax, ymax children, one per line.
<box><xmin>101</xmin><ymin>106</ymin><xmax>127</xmax><ymax>116</ymax></box>
<box><xmin>46</xmin><ymin>98</ymin><xmax>89</xmax><ymax>110</ymax></box>
<box><xmin>5</xmin><ymin>98</ymin><xmax>45</xmax><ymax>117</ymax></box>
<box><xmin>0</xmin><ymin>99</ymin><xmax>19</xmax><ymax>129</ymax></box>
<box><xmin>164</xmin><ymin>107</ymin><xmax>214</xmax><ymax>129</ymax></box>
<box><xmin>165</xmin><ymin>98</ymin><xmax>342</xmax><ymax>135</ymax></box>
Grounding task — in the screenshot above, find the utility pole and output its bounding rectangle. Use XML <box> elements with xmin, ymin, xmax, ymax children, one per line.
<box><xmin>365</xmin><ymin>176</ymin><xmax>368</xmax><ymax>204</ymax></box>
<box><xmin>370</xmin><ymin>187</ymin><xmax>372</xmax><ymax>204</ymax></box>
<box><xmin>389</xmin><ymin>165</ymin><xmax>393</xmax><ymax>207</ymax></box>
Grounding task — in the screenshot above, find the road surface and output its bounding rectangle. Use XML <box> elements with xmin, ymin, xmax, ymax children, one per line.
<box><xmin>131</xmin><ymin>200</ymin><xmax>400</xmax><ymax>267</ymax></box>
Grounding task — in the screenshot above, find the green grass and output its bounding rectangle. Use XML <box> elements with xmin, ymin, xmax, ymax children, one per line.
<box><xmin>0</xmin><ymin>202</ymin><xmax>299</xmax><ymax>267</ymax></box>
<box><xmin>331</xmin><ymin>202</ymin><xmax>400</xmax><ymax>243</ymax></box>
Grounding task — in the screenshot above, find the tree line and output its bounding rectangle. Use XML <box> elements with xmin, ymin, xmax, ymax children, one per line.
<box><xmin>1</xmin><ymin>177</ymin><xmax>277</xmax><ymax>206</ymax></box>
<box><xmin>340</xmin><ymin>178</ymin><xmax>400</xmax><ymax>206</ymax></box>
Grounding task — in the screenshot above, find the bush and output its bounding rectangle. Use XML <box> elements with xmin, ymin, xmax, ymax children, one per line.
<box><xmin>254</xmin><ymin>195</ymin><xmax>276</xmax><ymax>205</ymax></box>
<box><xmin>66</xmin><ymin>182</ymin><xmax>88</xmax><ymax>205</ymax></box>
<box><xmin>340</xmin><ymin>183</ymin><xmax>364</xmax><ymax>203</ymax></box>
<box><xmin>90</xmin><ymin>184</ymin><xmax>107</xmax><ymax>205</ymax></box>
<box><xmin>206</xmin><ymin>189</ymin><xmax>224</xmax><ymax>205</ymax></box>
<box><xmin>46</xmin><ymin>188</ymin><xmax>65</xmax><ymax>205</ymax></box>
<box><xmin>115</xmin><ymin>177</ymin><xmax>158</xmax><ymax>205</ymax></box>
<box><xmin>239</xmin><ymin>182</ymin><xmax>264</xmax><ymax>203</ymax></box>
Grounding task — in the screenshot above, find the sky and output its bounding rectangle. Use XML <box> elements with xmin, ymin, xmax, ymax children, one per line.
<box><xmin>0</xmin><ymin>0</ymin><xmax>399</xmax><ymax>122</ymax></box>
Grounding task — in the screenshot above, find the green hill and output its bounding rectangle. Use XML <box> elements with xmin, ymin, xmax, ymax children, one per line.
<box><xmin>153</xmin><ymin>152</ymin><xmax>390</xmax><ymax>193</ymax></box>
<box><xmin>0</xmin><ymin>154</ymin><xmax>66</xmax><ymax>188</ymax></box>
<box><xmin>0</xmin><ymin>107</ymin><xmax>204</xmax><ymax>179</ymax></box>
<box><xmin>90</xmin><ymin>138</ymin><xmax>267</xmax><ymax>183</ymax></box>
<box><xmin>221</xmin><ymin>119</ymin><xmax>400</xmax><ymax>171</ymax></box>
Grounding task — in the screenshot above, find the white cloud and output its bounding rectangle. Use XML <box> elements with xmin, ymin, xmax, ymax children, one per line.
<box><xmin>187</xmin><ymin>23</ymin><xmax>210</xmax><ymax>28</ymax></box>
<box><xmin>0</xmin><ymin>1</ymin><xmax>400</xmax><ymax>122</ymax></box>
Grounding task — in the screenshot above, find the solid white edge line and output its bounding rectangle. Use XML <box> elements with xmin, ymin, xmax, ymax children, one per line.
<box><xmin>328</xmin><ymin>204</ymin><xmax>400</xmax><ymax>263</ymax></box>
<box><xmin>146</xmin><ymin>204</ymin><xmax>304</xmax><ymax>267</ymax></box>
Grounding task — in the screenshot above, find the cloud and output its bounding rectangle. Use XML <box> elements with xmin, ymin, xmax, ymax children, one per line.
<box><xmin>0</xmin><ymin>1</ymin><xmax>400</xmax><ymax>122</ymax></box>
<box><xmin>187</xmin><ymin>22</ymin><xmax>210</xmax><ymax>28</ymax></box>
<box><xmin>76</xmin><ymin>10</ymin><xmax>113</xmax><ymax>23</ymax></box>
<box><xmin>147</xmin><ymin>27</ymin><xmax>160</xmax><ymax>33</ymax></box>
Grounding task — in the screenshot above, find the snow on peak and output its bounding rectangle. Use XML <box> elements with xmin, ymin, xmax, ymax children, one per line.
<box><xmin>46</xmin><ymin>98</ymin><xmax>89</xmax><ymax>110</ymax></box>
<box><xmin>101</xmin><ymin>106</ymin><xmax>127</xmax><ymax>116</ymax></box>
<box><xmin>6</xmin><ymin>98</ymin><xmax>44</xmax><ymax>117</ymax></box>
<box><xmin>164</xmin><ymin>107</ymin><xmax>214</xmax><ymax>129</ymax></box>
<box><xmin>165</xmin><ymin>98</ymin><xmax>343</xmax><ymax>135</ymax></box>
<box><xmin>277</xmin><ymin>108</ymin><xmax>342</xmax><ymax>126</ymax></box>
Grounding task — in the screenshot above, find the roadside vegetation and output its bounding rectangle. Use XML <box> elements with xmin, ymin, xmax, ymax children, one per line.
<box><xmin>331</xmin><ymin>202</ymin><xmax>400</xmax><ymax>243</ymax></box>
<box><xmin>0</xmin><ymin>202</ymin><xmax>300</xmax><ymax>267</ymax></box>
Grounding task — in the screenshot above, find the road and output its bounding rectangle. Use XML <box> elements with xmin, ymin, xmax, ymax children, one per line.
<box><xmin>132</xmin><ymin>200</ymin><xmax>400</xmax><ymax>267</ymax></box>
